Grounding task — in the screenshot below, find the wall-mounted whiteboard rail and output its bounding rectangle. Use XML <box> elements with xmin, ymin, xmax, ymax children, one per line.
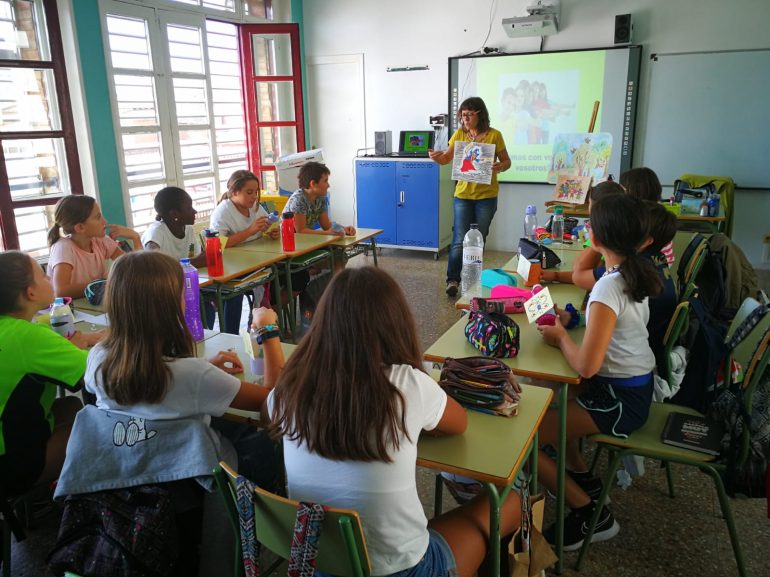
<box><xmin>641</xmin><ymin>48</ymin><xmax>770</xmax><ymax>189</ymax></box>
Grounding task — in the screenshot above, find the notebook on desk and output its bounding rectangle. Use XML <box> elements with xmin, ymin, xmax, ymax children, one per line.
<box><xmin>386</xmin><ymin>130</ymin><xmax>435</xmax><ymax>158</ymax></box>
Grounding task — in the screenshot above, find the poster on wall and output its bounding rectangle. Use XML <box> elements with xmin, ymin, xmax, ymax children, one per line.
<box><xmin>451</xmin><ymin>141</ymin><xmax>495</xmax><ymax>185</ymax></box>
<box><xmin>548</xmin><ymin>132</ymin><xmax>612</xmax><ymax>184</ymax></box>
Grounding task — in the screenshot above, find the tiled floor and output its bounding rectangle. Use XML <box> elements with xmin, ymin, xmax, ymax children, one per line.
<box><xmin>5</xmin><ymin>248</ymin><xmax>770</xmax><ymax>576</ymax></box>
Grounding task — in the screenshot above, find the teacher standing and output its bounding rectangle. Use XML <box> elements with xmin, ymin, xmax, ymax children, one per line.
<box><xmin>429</xmin><ymin>96</ymin><xmax>511</xmax><ymax>297</ymax></box>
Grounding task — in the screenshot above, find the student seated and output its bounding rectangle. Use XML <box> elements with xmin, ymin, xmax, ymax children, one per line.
<box><xmin>0</xmin><ymin>251</ymin><xmax>101</xmax><ymax>497</ymax></box>
<box><xmin>84</xmin><ymin>251</ymin><xmax>283</xmax><ymax>493</ymax></box>
<box><xmin>141</xmin><ymin>186</ymin><xmax>207</xmax><ymax>268</ymax></box>
<box><xmin>47</xmin><ymin>195</ymin><xmax>141</xmax><ymax>298</ymax></box>
<box><xmin>620</xmin><ymin>166</ymin><xmax>674</xmax><ymax>266</ymax></box>
<box><xmin>265</xmin><ymin>266</ymin><xmax>522</xmax><ymax>577</ymax></box>
<box><xmin>537</xmin><ymin>195</ymin><xmax>662</xmax><ymax>550</ymax></box>
<box><xmin>209</xmin><ymin>170</ymin><xmax>280</xmax><ymax>333</ymax></box>
<box><xmin>285</xmin><ymin>161</ymin><xmax>356</xmax><ymax>237</ymax></box>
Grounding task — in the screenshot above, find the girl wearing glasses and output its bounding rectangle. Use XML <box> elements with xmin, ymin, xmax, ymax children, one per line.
<box><xmin>428</xmin><ymin>96</ymin><xmax>511</xmax><ymax>297</ymax></box>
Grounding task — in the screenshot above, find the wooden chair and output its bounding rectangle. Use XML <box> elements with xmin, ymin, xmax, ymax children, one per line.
<box><xmin>576</xmin><ymin>301</ymin><xmax>770</xmax><ymax>577</ymax></box>
<box><xmin>214</xmin><ymin>463</ymin><xmax>371</xmax><ymax>577</ymax></box>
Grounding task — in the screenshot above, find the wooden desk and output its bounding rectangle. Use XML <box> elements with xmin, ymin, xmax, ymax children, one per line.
<box><xmin>198</xmin><ymin>250</ymin><xmax>285</xmax><ymax>287</ymax></box>
<box><xmin>329</xmin><ymin>227</ymin><xmax>384</xmax><ymax>267</ymax></box>
<box><xmin>427</xmin><ymin>283</ymin><xmax>588</xmax><ymax>572</ymax></box>
<box><xmin>229</xmin><ymin>234</ymin><xmax>338</xmax><ymax>336</ymax></box>
<box><xmin>72</xmin><ymin>298</ymin><xmax>104</xmax><ymax>315</ymax></box>
<box><xmin>419</xmin><ymin>384</ymin><xmax>552</xmax><ymax>577</ymax></box>
<box><xmin>546</xmin><ymin>202</ymin><xmax>726</xmax><ymax>232</ymax></box>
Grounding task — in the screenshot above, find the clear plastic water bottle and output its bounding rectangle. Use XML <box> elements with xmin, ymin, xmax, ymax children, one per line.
<box><xmin>524</xmin><ymin>205</ymin><xmax>538</xmax><ymax>242</ymax></box>
<box><xmin>552</xmin><ymin>204</ymin><xmax>564</xmax><ymax>243</ymax></box>
<box><xmin>180</xmin><ymin>258</ymin><xmax>204</xmax><ymax>341</ymax></box>
<box><xmin>461</xmin><ymin>224</ymin><xmax>484</xmax><ymax>297</ymax></box>
<box><xmin>50</xmin><ymin>297</ymin><xmax>75</xmax><ymax>339</ymax></box>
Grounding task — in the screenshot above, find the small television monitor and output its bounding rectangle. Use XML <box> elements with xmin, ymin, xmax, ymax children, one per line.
<box><xmin>398</xmin><ymin>130</ymin><xmax>434</xmax><ymax>155</ymax></box>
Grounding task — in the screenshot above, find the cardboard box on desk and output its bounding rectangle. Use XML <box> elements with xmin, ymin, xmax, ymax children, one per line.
<box><xmin>517</xmin><ymin>257</ymin><xmax>542</xmax><ymax>287</ymax></box>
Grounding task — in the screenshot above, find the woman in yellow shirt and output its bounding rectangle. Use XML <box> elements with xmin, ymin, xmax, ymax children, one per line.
<box><xmin>429</xmin><ymin>97</ymin><xmax>511</xmax><ymax>296</ymax></box>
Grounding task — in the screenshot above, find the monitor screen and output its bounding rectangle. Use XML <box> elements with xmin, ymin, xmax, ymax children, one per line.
<box><xmin>399</xmin><ymin>130</ymin><xmax>434</xmax><ymax>153</ymax></box>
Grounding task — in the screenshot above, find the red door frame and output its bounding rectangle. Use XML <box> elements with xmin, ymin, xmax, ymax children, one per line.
<box><xmin>239</xmin><ymin>23</ymin><xmax>305</xmax><ymax>183</ymax></box>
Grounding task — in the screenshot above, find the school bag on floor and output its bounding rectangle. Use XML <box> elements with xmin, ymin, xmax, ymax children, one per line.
<box><xmin>47</xmin><ymin>484</ymin><xmax>179</xmax><ymax>577</ymax></box>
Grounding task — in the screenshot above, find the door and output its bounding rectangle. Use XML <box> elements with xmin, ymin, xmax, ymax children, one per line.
<box><xmin>355</xmin><ymin>160</ymin><xmax>396</xmax><ymax>245</ymax></box>
<box><xmin>307</xmin><ymin>54</ymin><xmax>366</xmax><ymax>227</ymax></box>
<box><xmin>396</xmin><ymin>162</ymin><xmax>438</xmax><ymax>248</ymax></box>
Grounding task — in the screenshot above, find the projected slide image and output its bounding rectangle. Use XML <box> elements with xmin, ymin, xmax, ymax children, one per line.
<box><xmin>498</xmin><ymin>72</ymin><xmax>578</xmax><ymax>146</ymax></box>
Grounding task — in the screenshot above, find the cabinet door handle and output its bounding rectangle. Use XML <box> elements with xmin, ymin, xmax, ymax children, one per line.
<box><xmin>399</xmin><ymin>190</ymin><xmax>405</xmax><ymax>206</ymax></box>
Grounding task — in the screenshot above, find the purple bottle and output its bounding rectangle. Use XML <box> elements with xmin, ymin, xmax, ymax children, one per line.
<box><xmin>180</xmin><ymin>258</ymin><xmax>204</xmax><ymax>341</ymax></box>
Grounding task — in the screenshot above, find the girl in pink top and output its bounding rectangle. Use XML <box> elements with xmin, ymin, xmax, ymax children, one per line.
<box><xmin>47</xmin><ymin>196</ymin><xmax>141</xmax><ymax>298</ymax></box>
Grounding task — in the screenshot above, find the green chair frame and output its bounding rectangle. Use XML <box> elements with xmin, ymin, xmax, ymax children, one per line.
<box><xmin>214</xmin><ymin>463</ymin><xmax>371</xmax><ymax>577</ymax></box>
<box><xmin>577</xmin><ymin>303</ymin><xmax>770</xmax><ymax>577</ymax></box>
<box><xmin>677</xmin><ymin>234</ymin><xmax>709</xmax><ymax>302</ymax></box>
<box><xmin>278</xmin><ymin>249</ymin><xmax>333</xmax><ymax>339</ymax></box>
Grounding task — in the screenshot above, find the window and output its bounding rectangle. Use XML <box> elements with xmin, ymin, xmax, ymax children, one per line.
<box><xmin>0</xmin><ymin>0</ymin><xmax>83</xmax><ymax>255</ymax></box>
<box><xmin>103</xmin><ymin>2</ymin><xmax>249</xmax><ymax>229</ymax></box>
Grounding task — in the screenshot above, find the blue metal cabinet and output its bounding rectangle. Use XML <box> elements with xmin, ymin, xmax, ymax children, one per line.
<box><xmin>396</xmin><ymin>161</ymin><xmax>439</xmax><ymax>248</ymax></box>
<box><xmin>355</xmin><ymin>158</ymin><xmax>452</xmax><ymax>257</ymax></box>
<box><xmin>354</xmin><ymin>160</ymin><xmax>397</xmax><ymax>246</ymax></box>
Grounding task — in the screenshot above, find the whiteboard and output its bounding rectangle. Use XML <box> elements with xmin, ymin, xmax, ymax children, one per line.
<box><xmin>641</xmin><ymin>49</ymin><xmax>770</xmax><ymax>188</ymax></box>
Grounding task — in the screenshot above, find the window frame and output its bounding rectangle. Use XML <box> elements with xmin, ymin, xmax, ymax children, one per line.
<box><xmin>0</xmin><ymin>0</ymin><xmax>84</xmax><ymax>251</ymax></box>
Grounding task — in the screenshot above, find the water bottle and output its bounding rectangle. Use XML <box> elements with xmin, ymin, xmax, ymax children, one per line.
<box><xmin>265</xmin><ymin>210</ymin><xmax>280</xmax><ymax>234</ymax></box>
<box><xmin>281</xmin><ymin>211</ymin><xmax>296</xmax><ymax>251</ymax></box>
<box><xmin>203</xmin><ymin>229</ymin><xmax>224</xmax><ymax>277</ymax></box>
<box><xmin>50</xmin><ymin>297</ymin><xmax>75</xmax><ymax>339</ymax></box>
<box><xmin>707</xmin><ymin>193</ymin><xmax>720</xmax><ymax>217</ymax></box>
<box><xmin>524</xmin><ymin>205</ymin><xmax>538</xmax><ymax>242</ymax></box>
<box><xmin>180</xmin><ymin>258</ymin><xmax>204</xmax><ymax>341</ymax></box>
<box><xmin>460</xmin><ymin>224</ymin><xmax>484</xmax><ymax>297</ymax></box>
<box><xmin>551</xmin><ymin>204</ymin><xmax>565</xmax><ymax>243</ymax></box>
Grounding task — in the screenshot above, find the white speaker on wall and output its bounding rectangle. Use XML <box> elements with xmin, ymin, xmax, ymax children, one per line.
<box><xmin>374</xmin><ymin>131</ymin><xmax>392</xmax><ymax>156</ymax></box>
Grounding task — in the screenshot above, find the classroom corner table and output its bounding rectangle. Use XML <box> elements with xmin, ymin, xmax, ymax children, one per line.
<box><xmin>328</xmin><ymin>227</ymin><xmax>384</xmax><ymax>267</ymax></box>
<box><xmin>417</xmin><ymin>384</ymin><xmax>552</xmax><ymax>577</ymax></box>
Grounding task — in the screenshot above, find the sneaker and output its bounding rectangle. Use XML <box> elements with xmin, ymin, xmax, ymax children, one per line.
<box><xmin>568</xmin><ymin>470</ymin><xmax>607</xmax><ymax>503</ymax></box>
<box><xmin>446</xmin><ymin>280</ymin><xmax>459</xmax><ymax>297</ymax></box>
<box><xmin>544</xmin><ymin>504</ymin><xmax>620</xmax><ymax>552</ymax></box>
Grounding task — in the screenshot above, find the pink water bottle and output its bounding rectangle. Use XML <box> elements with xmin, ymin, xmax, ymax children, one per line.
<box><xmin>281</xmin><ymin>211</ymin><xmax>296</xmax><ymax>252</ymax></box>
<box><xmin>204</xmin><ymin>229</ymin><xmax>224</xmax><ymax>277</ymax></box>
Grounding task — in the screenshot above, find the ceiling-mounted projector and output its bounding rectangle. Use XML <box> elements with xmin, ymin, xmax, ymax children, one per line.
<box><xmin>503</xmin><ymin>1</ymin><xmax>560</xmax><ymax>38</ymax></box>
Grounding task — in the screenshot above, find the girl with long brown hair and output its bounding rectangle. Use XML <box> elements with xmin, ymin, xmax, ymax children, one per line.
<box><xmin>266</xmin><ymin>266</ymin><xmax>522</xmax><ymax>577</ymax></box>
<box><xmin>85</xmin><ymin>251</ymin><xmax>283</xmax><ymax>490</ymax></box>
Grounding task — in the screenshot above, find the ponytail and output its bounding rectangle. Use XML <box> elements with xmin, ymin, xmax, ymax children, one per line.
<box><xmin>620</xmin><ymin>252</ymin><xmax>662</xmax><ymax>302</ymax></box>
<box><xmin>590</xmin><ymin>194</ymin><xmax>662</xmax><ymax>302</ymax></box>
<box><xmin>0</xmin><ymin>251</ymin><xmax>35</xmax><ymax>315</ymax></box>
<box><xmin>48</xmin><ymin>195</ymin><xmax>96</xmax><ymax>246</ymax></box>
<box><xmin>47</xmin><ymin>223</ymin><xmax>62</xmax><ymax>247</ymax></box>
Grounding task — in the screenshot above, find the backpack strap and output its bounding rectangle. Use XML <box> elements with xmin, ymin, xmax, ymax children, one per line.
<box><xmin>726</xmin><ymin>305</ymin><xmax>769</xmax><ymax>352</ymax></box>
<box><xmin>288</xmin><ymin>502</ymin><xmax>327</xmax><ymax>577</ymax></box>
<box><xmin>235</xmin><ymin>475</ymin><xmax>261</xmax><ymax>577</ymax></box>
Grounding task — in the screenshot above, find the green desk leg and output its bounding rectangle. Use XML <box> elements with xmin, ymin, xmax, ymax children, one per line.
<box><xmin>370</xmin><ymin>237</ymin><xmax>379</xmax><ymax>267</ymax></box>
<box><xmin>434</xmin><ymin>474</ymin><xmax>443</xmax><ymax>517</ymax></box>
<box><xmin>556</xmin><ymin>382</ymin><xmax>568</xmax><ymax>573</ymax></box>
<box><xmin>530</xmin><ymin>430</ymin><xmax>539</xmax><ymax>495</ymax></box>
<box><xmin>484</xmin><ymin>481</ymin><xmax>513</xmax><ymax>577</ymax></box>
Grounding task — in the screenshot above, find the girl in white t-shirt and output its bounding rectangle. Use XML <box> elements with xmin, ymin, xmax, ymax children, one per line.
<box><xmin>86</xmin><ymin>251</ymin><xmax>283</xmax><ymax>487</ymax></box>
<box><xmin>209</xmin><ymin>170</ymin><xmax>279</xmax><ymax>333</ymax></box>
<box><xmin>537</xmin><ymin>194</ymin><xmax>663</xmax><ymax>552</ymax></box>
<box><xmin>265</xmin><ymin>266</ymin><xmax>522</xmax><ymax>577</ymax></box>
<box><xmin>47</xmin><ymin>195</ymin><xmax>141</xmax><ymax>298</ymax></box>
<box><xmin>141</xmin><ymin>186</ymin><xmax>205</xmax><ymax>267</ymax></box>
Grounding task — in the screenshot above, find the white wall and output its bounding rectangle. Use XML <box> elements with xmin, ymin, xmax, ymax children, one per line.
<box><xmin>301</xmin><ymin>0</ymin><xmax>770</xmax><ymax>265</ymax></box>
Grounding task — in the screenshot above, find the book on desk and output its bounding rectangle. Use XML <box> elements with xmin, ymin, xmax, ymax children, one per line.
<box><xmin>661</xmin><ymin>411</ymin><xmax>724</xmax><ymax>456</ymax></box>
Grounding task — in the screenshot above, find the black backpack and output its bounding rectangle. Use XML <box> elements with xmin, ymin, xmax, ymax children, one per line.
<box><xmin>48</xmin><ymin>485</ymin><xmax>179</xmax><ymax>577</ymax></box>
<box><xmin>671</xmin><ymin>295</ymin><xmax>729</xmax><ymax>413</ymax></box>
